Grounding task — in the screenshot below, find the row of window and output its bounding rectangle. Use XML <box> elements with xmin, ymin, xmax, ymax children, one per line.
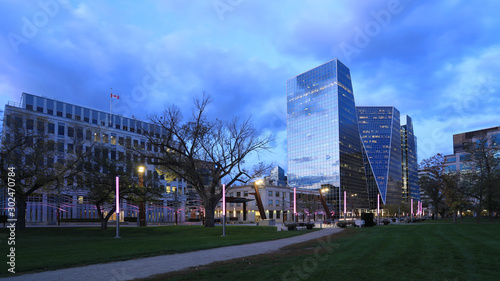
<box><xmin>5</xmin><ymin>115</ymin><xmax>170</xmax><ymax>153</ymax></box>
<box><xmin>24</xmin><ymin>94</ymin><xmax>161</xmax><ymax>134</ymax></box>
<box><xmin>229</xmin><ymin>191</ymin><xmax>249</xmax><ymax>197</ymax></box>
<box><xmin>228</xmin><ymin>190</ymin><xmax>286</xmax><ymax>198</ymax></box>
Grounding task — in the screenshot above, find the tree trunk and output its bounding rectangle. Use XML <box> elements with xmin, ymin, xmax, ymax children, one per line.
<box><xmin>101</xmin><ymin>218</ymin><xmax>108</xmax><ymax>230</ymax></box>
<box><xmin>102</xmin><ymin>209</ymin><xmax>115</xmax><ymax>230</ymax></box>
<box><xmin>433</xmin><ymin>203</ymin><xmax>439</xmax><ymax>221</ymax></box>
<box><xmin>204</xmin><ymin>199</ymin><xmax>217</xmax><ymax>227</ymax></box>
<box><xmin>15</xmin><ymin>196</ymin><xmax>27</xmax><ymax>230</ymax></box>
<box><xmin>476</xmin><ymin>202</ymin><xmax>482</xmax><ymax>223</ymax></box>
<box><xmin>453</xmin><ymin>212</ymin><xmax>457</xmax><ymax>223</ymax></box>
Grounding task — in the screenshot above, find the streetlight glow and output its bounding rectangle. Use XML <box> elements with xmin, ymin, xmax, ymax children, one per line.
<box><xmin>138</xmin><ymin>166</ymin><xmax>145</xmax><ymax>173</ymax></box>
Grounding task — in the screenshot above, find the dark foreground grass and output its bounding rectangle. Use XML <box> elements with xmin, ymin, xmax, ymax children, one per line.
<box><xmin>0</xmin><ymin>225</ymin><xmax>314</xmax><ymax>276</ymax></box>
<box><xmin>149</xmin><ymin>223</ymin><xmax>500</xmax><ymax>281</ymax></box>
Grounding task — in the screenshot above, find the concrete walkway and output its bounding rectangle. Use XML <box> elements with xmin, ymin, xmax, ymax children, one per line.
<box><xmin>2</xmin><ymin>227</ymin><xmax>342</xmax><ymax>281</ymax></box>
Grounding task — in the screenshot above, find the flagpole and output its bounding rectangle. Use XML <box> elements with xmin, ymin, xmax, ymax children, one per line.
<box><xmin>109</xmin><ymin>88</ymin><xmax>112</xmax><ymax>126</ymax></box>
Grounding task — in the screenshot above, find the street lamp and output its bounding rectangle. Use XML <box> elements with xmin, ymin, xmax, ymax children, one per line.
<box><xmin>222</xmin><ymin>184</ymin><xmax>226</xmax><ymax>236</ymax></box>
<box><xmin>138</xmin><ymin>166</ymin><xmax>146</xmax><ymax>227</ymax></box>
<box><xmin>115</xmin><ymin>176</ymin><xmax>121</xmax><ymax>238</ymax></box>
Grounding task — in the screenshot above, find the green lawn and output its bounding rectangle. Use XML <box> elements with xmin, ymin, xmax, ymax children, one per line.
<box><xmin>150</xmin><ymin>223</ymin><xmax>500</xmax><ymax>281</ymax></box>
<box><xmin>418</xmin><ymin>216</ymin><xmax>496</xmax><ymax>224</ymax></box>
<box><xmin>0</xmin><ymin>225</ymin><xmax>315</xmax><ymax>275</ymax></box>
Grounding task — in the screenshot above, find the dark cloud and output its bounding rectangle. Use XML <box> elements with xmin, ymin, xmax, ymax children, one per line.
<box><xmin>1</xmin><ymin>0</ymin><xmax>499</xmax><ymax>170</ymax></box>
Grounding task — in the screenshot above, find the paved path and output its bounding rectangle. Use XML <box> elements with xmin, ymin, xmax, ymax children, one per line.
<box><xmin>2</xmin><ymin>227</ymin><xmax>342</xmax><ymax>281</ymax></box>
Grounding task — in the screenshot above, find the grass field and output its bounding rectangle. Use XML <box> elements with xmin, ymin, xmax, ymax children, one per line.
<box><xmin>0</xmin><ymin>225</ymin><xmax>315</xmax><ymax>276</ymax></box>
<box><xmin>149</xmin><ymin>223</ymin><xmax>500</xmax><ymax>281</ymax></box>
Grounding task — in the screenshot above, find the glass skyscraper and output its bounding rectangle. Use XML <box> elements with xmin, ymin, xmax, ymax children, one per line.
<box><xmin>287</xmin><ymin>59</ymin><xmax>369</xmax><ymax>209</ymax></box>
<box><xmin>401</xmin><ymin>115</ymin><xmax>420</xmax><ymax>201</ymax></box>
<box><xmin>357</xmin><ymin>106</ymin><xmax>402</xmax><ymax>206</ymax></box>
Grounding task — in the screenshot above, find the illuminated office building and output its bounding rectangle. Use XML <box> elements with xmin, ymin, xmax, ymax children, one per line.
<box><xmin>287</xmin><ymin>59</ymin><xmax>419</xmax><ymax>212</ymax></box>
<box><xmin>401</xmin><ymin>115</ymin><xmax>420</xmax><ymax>201</ymax></box>
<box><xmin>357</xmin><ymin>106</ymin><xmax>402</xmax><ymax>207</ymax></box>
<box><xmin>287</xmin><ymin>59</ymin><xmax>369</xmax><ymax>210</ymax></box>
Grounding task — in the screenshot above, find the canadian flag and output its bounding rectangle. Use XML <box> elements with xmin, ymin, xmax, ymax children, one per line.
<box><xmin>111</xmin><ymin>93</ymin><xmax>120</xmax><ymax>99</ymax></box>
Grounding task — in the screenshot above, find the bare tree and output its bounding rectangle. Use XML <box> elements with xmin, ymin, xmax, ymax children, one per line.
<box><xmin>77</xmin><ymin>143</ymin><xmax>135</xmax><ymax>229</ymax></box>
<box><xmin>419</xmin><ymin>154</ymin><xmax>448</xmax><ymax>219</ymax></box>
<box><xmin>461</xmin><ymin>135</ymin><xmax>500</xmax><ymax>222</ymax></box>
<box><xmin>298</xmin><ymin>194</ymin><xmax>321</xmax><ymax>221</ymax></box>
<box><xmin>442</xmin><ymin>172</ymin><xmax>468</xmax><ymax>223</ymax></box>
<box><xmin>0</xmin><ymin>113</ymin><xmax>88</xmax><ymax>229</ymax></box>
<box><xmin>141</xmin><ymin>94</ymin><xmax>272</xmax><ymax>227</ymax></box>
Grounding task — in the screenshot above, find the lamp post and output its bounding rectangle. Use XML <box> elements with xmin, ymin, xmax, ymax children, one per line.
<box><xmin>138</xmin><ymin>166</ymin><xmax>146</xmax><ymax>227</ymax></box>
<box><xmin>293</xmin><ymin>187</ymin><xmax>297</xmax><ymax>222</ymax></box>
<box><xmin>411</xmin><ymin>198</ymin><xmax>413</xmax><ymax>222</ymax></box>
<box><xmin>115</xmin><ymin>176</ymin><xmax>120</xmax><ymax>238</ymax></box>
<box><xmin>344</xmin><ymin>190</ymin><xmax>347</xmax><ymax>222</ymax></box>
<box><xmin>222</xmin><ymin>184</ymin><xmax>226</xmax><ymax>237</ymax></box>
<box><xmin>377</xmin><ymin>193</ymin><xmax>380</xmax><ymax>225</ymax></box>
<box><xmin>338</xmin><ymin>186</ymin><xmax>341</xmax><ymax>223</ymax></box>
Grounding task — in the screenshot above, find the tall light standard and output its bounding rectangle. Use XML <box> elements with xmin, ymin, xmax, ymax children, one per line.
<box><xmin>294</xmin><ymin>187</ymin><xmax>297</xmax><ymax>222</ymax></box>
<box><xmin>377</xmin><ymin>193</ymin><xmax>380</xmax><ymax>225</ymax></box>
<box><xmin>222</xmin><ymin>184</ymin><xmax>226</xmax><ymax>237</ymax></box>
<box><xmin>115</xmin><ymin>176</ymin><xmax>120</xmax><ymax>238</ymax></box>
<box><xmin>344</xmin><ymin>190</ymin><xmax>347</xmax><ymax>222</ymax></box>
<box><xmin>138</xmin><ymin>166</ymin><xmax>146</xmax><ymax>227</ymax></box>
<box><xmin>338</xmin><ymin>186</ymin><xmax>341</xmax><ymax>223</ymax></box>
<box><xmin>411</xmin><ymin>198</ymin><xmax>414</xmax><ymax>222</ymax></box>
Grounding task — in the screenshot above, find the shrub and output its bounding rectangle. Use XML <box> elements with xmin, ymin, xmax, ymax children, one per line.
<box><xmin>285</xmin><ymin>223</ymin><xmax>297</xmax><ymax>230</ymax></box>
<box><xmin>60</xmin><ymin>218</ymin><xmax>101</xmax><ymax>223</ymax></box>
<box><xmin>305</xmin><ymin>223</ymin><xmax>315</xmax><ymax>229</ymax></box>
<box><xmin>337</xmin><ymin>222</ymin><xmax>347</xmax><ymax>228</ymax></box>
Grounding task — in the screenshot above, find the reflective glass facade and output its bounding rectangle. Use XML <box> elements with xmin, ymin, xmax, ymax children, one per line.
<box><xmin>401</xmin><ymin>115</ymin><xmax>420</xmax><ymax>201</ymax></box>
<box><xmin>357</xmin><ymin>107</ymin><xmax>402</xmax><ymax>206</ymax></box>
<box><xmin>287</xmin><ymin>59</ymin><xmax>368</xmax><ymax>209</ymax></box>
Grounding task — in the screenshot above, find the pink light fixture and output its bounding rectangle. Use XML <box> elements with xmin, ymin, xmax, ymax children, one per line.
<box><xmin>411</xmin><ymin>198</ymin><xmax>414</xmax><ymax>218</ymax></box>
<box><xmin>377</xmin><ymin>193</ymin><xmax>380</xmax><ymax>218</ymax></box>
<box><xmin>344</xmin><ymin>190</ymin><xmax>347</xmax><ymax>216</ymax></box>
<box><xmin>222</xmin><ymin>184</ymin><xmax>226</xmax><ymax>215</ymax></box>
<box><xmin>115</xmin><ymin>176</ymin><xmax>120</xmax><ymax>214</ymax></box>
<box><xmin>294</xmin><ymin>187</ymin><xmax>297</xmax><ymax>218</ymax></box>
<box><xmin>115</xmin><ymin>176</ymin><xmax>120</xmax><ymax>238</ymax></box>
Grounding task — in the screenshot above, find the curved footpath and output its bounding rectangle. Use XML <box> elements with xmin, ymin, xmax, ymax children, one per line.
<box><xmin>2</xmin><ymin>227</ymin><xmax>342</xmax><ymax>281</ymax></box>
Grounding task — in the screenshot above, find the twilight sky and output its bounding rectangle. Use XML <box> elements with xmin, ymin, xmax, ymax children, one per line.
<box><xmin>1</xmin><ymin>0</ymin><xmax>499</xmax><ymax>172</ymax></box>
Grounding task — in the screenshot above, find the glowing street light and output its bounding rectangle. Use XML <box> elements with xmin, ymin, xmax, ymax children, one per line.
<box><xmin>138</xmin><ymin>165</ymin><xmax>146</xmax><ymax>227</ymax></box>
<box><xmin>294</xmin><ymin>187</ymin><xmax>297</xmax><ymax>222</ymax></box>
<box><xmin>222</xmin><ymin>184</ymin><xmax>226</xmax><ymax>237</ymax></box>
<box><xmin>115</xmin><ymin>176</ymin><xmax>120</xmax><ymax>238</ymax></box>
<box><xmin>377</xmin><ymin>193</ymin><xmax>380</xmax><ymax>225</ymax></box>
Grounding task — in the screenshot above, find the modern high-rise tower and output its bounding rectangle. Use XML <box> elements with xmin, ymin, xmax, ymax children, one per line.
<box><xmin>401</xmin><ymin>115</ymin><xmax>420</xmax><ymax>201</ymax></box>
<box><xmin>287</xmin><ymin>59</ymin><xmax>369</xmax><ymax>209</ymax></box>
<box><xmin>357</xmin><ymin>106</ymin><xmax>403</xmax><ymax>207</ymax></box>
